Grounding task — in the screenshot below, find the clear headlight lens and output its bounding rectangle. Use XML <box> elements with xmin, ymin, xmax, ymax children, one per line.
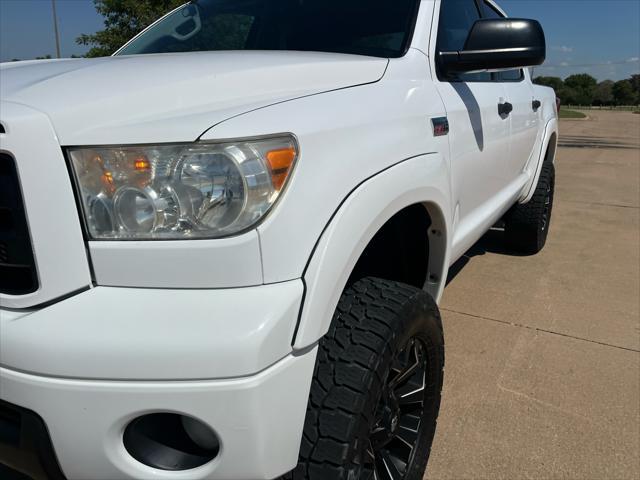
<box><xmin>69</xmin><ymin>136</ymin><xmax>297</xmax><ymax>239</ymax></box>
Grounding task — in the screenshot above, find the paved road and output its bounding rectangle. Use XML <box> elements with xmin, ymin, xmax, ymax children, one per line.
<box><xmin>426</xmin><ymin>110</ymin><xmax>640</xmax><ymax>480</ymax></box>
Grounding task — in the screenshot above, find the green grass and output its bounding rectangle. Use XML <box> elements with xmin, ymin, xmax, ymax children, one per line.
<box><xmin>564</xmin><ymin>105</ymin><xmax>639</xmax><ymax>111</ymax></box>
<box><xmin>559</xmin><ymin>108</ymin><xmax>587</xmax><ymax>119</ymax></box>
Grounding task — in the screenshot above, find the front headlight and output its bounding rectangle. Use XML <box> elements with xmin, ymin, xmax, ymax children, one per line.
<box><xmin>69</xmin><ymin>135</ymin><xmax>298</xmax><ymax>240</ymax></box>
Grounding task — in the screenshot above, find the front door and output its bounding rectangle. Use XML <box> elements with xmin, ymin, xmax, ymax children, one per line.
<box><xmin>432</xmin><ymin>0</ymin><xmax>511</xmax><ymax>257</ymax></box>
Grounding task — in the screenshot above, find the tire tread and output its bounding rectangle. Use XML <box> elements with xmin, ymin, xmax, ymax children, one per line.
<box><xmin>505</xmin><ymin>161</ymin><xmax>555</xmax><ymax>254</ymax></box>
<box><xmin>283</xmin><ymin>277</ymin><xmax>444</xmax><ymax>480</ymax></box>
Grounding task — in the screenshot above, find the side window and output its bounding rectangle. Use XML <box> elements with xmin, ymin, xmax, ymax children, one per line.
<box><xmin>437</xmin><ymin>0</ymin><xmax>481</xmax><ymax>52</ymax></box>
<box><xmin>483</xmin><ymin>1</ymin><xmax>523</xmax><ymax>82</ymax></box>
<box><xmin>498</xmin><ymin>69</ymin><xmax>525</xmax><ymax>82</ymax></box>
<box><xmin>436</xmin><ymin>0</ymin><xmax>491</xmax><ymax>82</ymax></box>
<box><xmin>482</xmin><ymin>1</ymin><xmax>502</xmax><ymax>19</ymax></box>
<box><xmin>175</xmin><ymin>13</ymin><xmax>255</xmax><ymax>52</ymax></box>
<box><xmin>206</xmin><ymin>14</ymin><xmax>255</xmax><ymax>50</ymax></box>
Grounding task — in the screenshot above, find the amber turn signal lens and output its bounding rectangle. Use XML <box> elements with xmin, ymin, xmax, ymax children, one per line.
<box><xmin>266</xmin><ymin>147</ymin><xmax>296</xmax><ymax>191</ymax></box>
<box><xmin>102</xmin><ymin>171</ymin><xmax>114</xmax><ymax>185</ymax></box>
<box><xmin>134</xmin><ymin>157</ymin><xmax>151</xmax><ymax>171</ymax></box>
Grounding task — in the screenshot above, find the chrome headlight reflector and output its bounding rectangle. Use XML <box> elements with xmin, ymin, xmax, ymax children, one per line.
<box><xmin>69</xmin><ymin>136</ymin><xmax>297</xmax><ymax>240</ymax></box>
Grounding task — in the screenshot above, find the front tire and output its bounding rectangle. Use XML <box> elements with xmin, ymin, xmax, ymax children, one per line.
<box><xmin>285</xmin><ymin>277</ymin><xmax>445</xmax><ymax>480</ymax></box>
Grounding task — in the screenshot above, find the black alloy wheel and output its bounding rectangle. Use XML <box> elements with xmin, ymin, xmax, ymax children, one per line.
<box><xmin>362</xmin><ymin>338</ymin><xmax>431</xmax><ymax>479</ymax></box>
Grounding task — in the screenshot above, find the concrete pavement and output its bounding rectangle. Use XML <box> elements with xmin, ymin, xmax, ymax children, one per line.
<box><xmin>426</xmin><ymin>110</ymin><xmax>640</xmax><ymax>479</ymax></box>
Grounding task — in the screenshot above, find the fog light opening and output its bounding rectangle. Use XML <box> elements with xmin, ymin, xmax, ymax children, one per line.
<box><xmin>123</xmin><ymin>413</ymin><xmax>219</xmax><ymax>471</ymax></box>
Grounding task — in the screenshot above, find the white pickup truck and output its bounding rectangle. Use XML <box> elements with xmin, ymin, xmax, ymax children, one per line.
<box><xmin>0</xmin><ymin>1</ymin><xmax>557</xmax><ymax>479</ymax></box>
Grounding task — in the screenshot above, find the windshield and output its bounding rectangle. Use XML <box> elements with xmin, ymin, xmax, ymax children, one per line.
<box><xmin>116</xmin><ymin>0</ymin><xmax>420</xmax><ymax>58</ymax></box>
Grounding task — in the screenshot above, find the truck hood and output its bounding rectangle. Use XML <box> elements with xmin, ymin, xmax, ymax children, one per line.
<box><xmin>0</xmin><ymin>51</ymin><xmax>388</xmax><ymax>145</ymax></box>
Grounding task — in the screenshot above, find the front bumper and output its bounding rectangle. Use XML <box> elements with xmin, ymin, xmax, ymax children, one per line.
<box><xmin>0</xmin><ymin>282</ymin><xmax>316</xmax><ymax>479</ymax></box>
<box><xmin>1</xmin><ymin>351</ymin><xmax>316</xmax><ymax>480</ymax></box>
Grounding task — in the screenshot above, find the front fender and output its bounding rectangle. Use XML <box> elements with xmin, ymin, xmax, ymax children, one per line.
<box><xmin>201</xmin><ymin>50</ymin><xmax>447</xmax><ymax>285</ymax></box>
<box><xmin>293</xmin><ymin>154</ymin><xmax>451</xmax><ymax>351</ymax></box>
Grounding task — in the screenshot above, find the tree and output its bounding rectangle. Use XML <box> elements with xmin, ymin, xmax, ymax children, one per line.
<box><xmin>612</xmin><ymin>80</ymin><xmax>638</xmax><ymax>106</ymax></box>
<box><xmin>629</xmin><ymin>74</ymin><xmax>640</xmax><ymax>99</ymax></box>
<box><xmin>563</xmin><ymin>74</ymin><xmax>597</xmax><ymax>106</ymax></box>
<box><xmin>533</xmin><ymin>76</ymin><xmax>576</xmax><ymax>104</ymax></box>
<box><xmin>77</xmin><ymin>0</ymin><xmax>184</xmax><ymax>57</ymax></box>
<box><xmin>533</xmin><ymin>76</ymin><xmax>564</xmax><ymax>92</ymax></box>
<box><xmin>533</xmin><ymin>76</ymin><xmax>581</xmax><ymax>105</ymax></box>
<box><xmin>593</xmin><ymin>80</ymin><xmax>614</xmax><ymax>106</ymax></box>
<box><xmin>558</xmin><ymin>86</ymin><xmax>579</xmax><ymax>105</ymax></box>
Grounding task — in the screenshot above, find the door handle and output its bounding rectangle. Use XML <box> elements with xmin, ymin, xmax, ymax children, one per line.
<box><xmin>532</xmin><ymin>100</ymin><xmax>541</xmax><ymax>111</ymax></box>
<box><xmin>498</xmin><ymin>102</ymin><xmax>513</xmax><ymax>116</ymax></box>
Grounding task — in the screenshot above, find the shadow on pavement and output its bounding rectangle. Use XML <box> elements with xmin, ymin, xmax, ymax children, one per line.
<box><xmin>558</xmin><ymin>135</ymin><xmax>640</xmax><ymax>150</ymax></box>
<box><xmin>446</xmin><ymin>229</ymin><xmax>531</xmax><ymax>286</ymax></box>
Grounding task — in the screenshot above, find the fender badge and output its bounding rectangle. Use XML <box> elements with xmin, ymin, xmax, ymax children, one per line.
<box><xmin>432</xmin><ymin>117</ymin><xmax>449</xmax><ymax>137</ymax></box>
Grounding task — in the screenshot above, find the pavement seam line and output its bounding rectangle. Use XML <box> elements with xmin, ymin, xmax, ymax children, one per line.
<box><xmin>441</xmin><ymin>307</ymin><xmax>640</xmax><ymax>353</ymax></box>
<box><xmin>560</xmin><ymin>200</ymin><xmax>640</xmax><ymax>210</ymax></box>
<box><xmin>496</xmin><ymin>381</ymin><xmax>594</xmax><ymax>423</ymax></box>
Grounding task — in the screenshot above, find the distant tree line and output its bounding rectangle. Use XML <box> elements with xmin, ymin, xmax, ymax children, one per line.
<box><xmin>11</xmin><ymin>54</ymin><xmax>81</xmax><ymax>61</ymax></box>
<box><xmin>77</xmin><ymin>0</ymin><xmax>185</xmax><ymax>57</ymax></box>
<box><xmin>534</xmin><ymin>74</ymin><xmax>640</xmax><ymax>106</ymax></box>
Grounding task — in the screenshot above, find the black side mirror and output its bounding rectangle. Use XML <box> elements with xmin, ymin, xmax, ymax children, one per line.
<box><xmin>439</xmin><ymin>18</ymin><xmax>546</xmax><ymax>74</ymax></box>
